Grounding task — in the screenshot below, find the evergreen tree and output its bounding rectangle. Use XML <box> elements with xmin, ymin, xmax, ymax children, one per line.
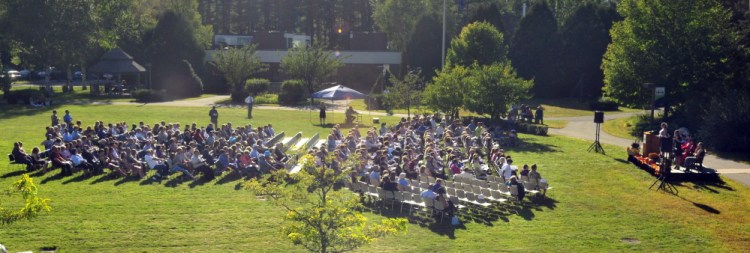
<box><xmin>559</xmin><ymin>2</ymin><xmax>619</xmax><ymax>99</ymax></box>
<box><xmin>149</xmin><ymin>10</ymin><xmax>206</xmax><ymax>98</ymax></box>
<box><xmin>509</xmin><ymin>1</ymin><xmax>562</xmax><ymax>98</ymax></box>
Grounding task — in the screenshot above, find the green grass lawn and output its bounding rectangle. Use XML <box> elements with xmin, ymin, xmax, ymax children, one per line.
<box><xmin>602</xmin><ymin>115</ymin><xmax>641</xmax><ymax>140</ymax></box>
<box><xmin>346</xmin><ymin>98</ymin><xmax>641</xmax><ymax>118</ymax></box>
<box><xmin>0</xmin><ymin>103</ymin><xmax>749</xmax><ymax>252</ymax></box>
<box><xmin>521</xmin><ymin>98</ymin><xmax>642</xmax><ymax>118</ymax></box>
<box><xmin>544</xmin><ymin>120</ymin><xmax>569</xmax><ymax>129</ymax></box>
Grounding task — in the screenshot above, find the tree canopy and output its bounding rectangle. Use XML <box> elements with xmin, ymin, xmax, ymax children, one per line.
<box><xmin>385</xmin><ymin>69</ymin><xmax>423</xmax><ymax>118</ymax></box>
<box><xmin>424</xmin><ymin>65</ymin><xmax>470</xmax><ymax>119</ymax></box>
<box><xmin>280</xmin><ymin>43</ymin><xmax>344</xmax><ymax>99</ymax></box>
<box><xmin>211</xmin><ymin>45</ymin><xmax>267</xmax><ymax>101</ymax></box>
<box><xmin>509</xmin><ymin>1</ymin><xmax>562</xmax><ymax>98</ymax></box>
<box><xmin>464</xmin><ymin>63</ymin><xmax>534</xmax><ymax>120</ymax></box>
<box><xmin>446</xmin><ymin>21</ymin><xmax>507</xmax><ymax>68</ymax></box>
<box><xmin>244</xmin><ymin>155</ymin><xmax>406</xmax><ymax>253</ymax></box>
<box><xmin>601</xmin><ymin>0</ymin><xmax>734</xmax><ymax>107</ymax></box>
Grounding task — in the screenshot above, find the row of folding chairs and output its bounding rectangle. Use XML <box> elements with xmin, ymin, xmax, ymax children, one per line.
<box><xmin>349</xmin><ymin>181</ymin><xmax>460</xmax><ymax>223</ymax></box>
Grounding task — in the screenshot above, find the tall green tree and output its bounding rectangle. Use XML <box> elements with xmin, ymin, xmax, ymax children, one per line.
<box><xmin>211</xmin><ymin>45</ymin><xmax>267</xmax><ymax>102</ymax></box>
<box><xmin>148</xmin><ymin>10</ymin><xmax>206</xmax><ymax>97</ymax></box>
<box><xmin>446</xmin><ymin>21</ymin><xmax>507</xmax><ymax>68</ymax></box>
<box><xmin>509</xmin><ymin>1</ymin><xmax>562</xmax><ymax>98</ymax></box>
<box><xmin>371</xmin><ymin>0</ymin><xmax>427</xmax><ymax>52</ymax></box>
<box><xmin>244</xmin><ymin>155</ymin><xmax>407</xmax><ymax>253</ymax></box>
<box><xmin>424</xmin><ymin>65</ymin><xmax>470</xmax><ymax>119</ymax></box>
<box><xmin>280</xmin><ymin>43</ymin><xmax>343</xmax><ymax>102</ymax></box>
<box><xmin>464</xmin><ymin>63</ymin><xmax>534</xmax><ymax>120</ymax></box>
<box><xmin>467</xmin><ymin>2</ymin><xmax>506</xmax><ymax>37</ymax></box>
<box><xmin>385</xmin><ymin>69</ymin><xmax>423</xmax><ymax>119</ymax></box>
<box><xmin>601</xmin><ymin>0</ymin><xmax>734</xmax><ymax>109</ymax></box>
<box><xmin>405</xmin><ymin>15</ymin><xmax>443</xmax><ymax>79</ymax></box>
<box><xmin>559</xmin><ymin>2</ymin><xmax>619</xmax><ymax>99</ymax></box>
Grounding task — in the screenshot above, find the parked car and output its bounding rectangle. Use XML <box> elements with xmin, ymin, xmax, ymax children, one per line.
<box><xmin>7</xmin><ymin>70</ymin><xmax>21</xmax><ymax>80</ymax></box>
<box><xmin>18</xmin><ymin>69</ymin><xmax>30</xmax><ymax>79</ymax></box>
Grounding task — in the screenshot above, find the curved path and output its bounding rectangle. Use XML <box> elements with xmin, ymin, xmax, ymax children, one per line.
<box><xmin>549</xmin><ymin>112</ymin><xmax>750</xmax><ymax>186</ymax></box>
<box><xmin>99</xmin><ymin>95</ymin><xmax>750</xmax><ymax>186</ymax></box>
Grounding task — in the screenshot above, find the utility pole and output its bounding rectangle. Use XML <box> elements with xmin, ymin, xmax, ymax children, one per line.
<box><xmin>441</xmin><ymin>0</ymin><xmax>446</xmax><ymax>68</ymax></box>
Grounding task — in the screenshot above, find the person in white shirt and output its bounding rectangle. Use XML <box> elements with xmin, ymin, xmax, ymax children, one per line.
<box><xmin>70</xmin><ymin>149</ymin><xmax>93</xmax><ymax>173</ymax></box>
<box><xmin>145</xmin><ymin>149</ymin><xmax>169</xmax><ymax>180</ymax></box>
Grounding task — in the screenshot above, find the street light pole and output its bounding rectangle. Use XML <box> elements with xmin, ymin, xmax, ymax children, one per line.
<box><xmin>441</xmin><ymin>0</ymin><xmax>446</xmax><ymax>68</ymax></box>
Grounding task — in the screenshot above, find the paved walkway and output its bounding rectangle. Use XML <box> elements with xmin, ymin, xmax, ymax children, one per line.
<box><xmin>97</xmin><ymin>95</ymin><xmax>750</xmax><ymax>186</ymax></box>
<box><xmin>549</xmin><ymin>112</ymin><xmax>750</xmax><ymax>186</ymax></box>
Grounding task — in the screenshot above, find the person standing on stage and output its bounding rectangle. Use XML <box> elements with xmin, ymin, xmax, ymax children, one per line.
<box><xmin>658</xmin><ymin>122</ymin><xmax>671</xmax><ymax>154</ymax></box>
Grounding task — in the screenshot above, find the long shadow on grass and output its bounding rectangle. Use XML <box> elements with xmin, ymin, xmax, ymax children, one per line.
<box><xmin>0</xmin><ymin>104</ymin><xmax>65</xmax><ymax>121</ymax></box>
<box><xmin>90</xmin><ymin>172</ymin><xmax>121</xmax><ymax>184</ymax></box>
<box><xmin>514</xmin><ymin>138</ymin><xmax>559</xmax><ymax>154</ymax></box>
<box><xmin>1</xmin><ymin>169</ymin><xmax>27</xmax><ymax>178</ymax></box>
<box><xmin>215</xmin><ymin>171</ymin><xmax>242</xmax><ymax>185</ymax></box>
<box><xmin>62</xmin><ymin>173</ymin><xmax>93</xmax><ymax>184</ymax></box>
<box><xmin>188</xmin><ymin>175</ymin><xmax>214</xmax><ymax>188</ymax></box>
<box><xmin>40</xmin><ymin>173</ymin><xmax>67</xmax><ymax>184</ymax></box>
<box><xmin>114</xmin><ymin>176</ymin><xmax>142</xmax><ymax>186</ymax></box>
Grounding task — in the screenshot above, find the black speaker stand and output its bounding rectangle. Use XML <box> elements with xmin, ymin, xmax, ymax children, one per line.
<box><xmin>587</xmin><ymin>123</ymin><xmax>606</xmax><ymax>154</ymax></box>
<box><xmin>649</xmin><ymin>158</ymin><xmax>678</xmax><ymax>194</ymax></box>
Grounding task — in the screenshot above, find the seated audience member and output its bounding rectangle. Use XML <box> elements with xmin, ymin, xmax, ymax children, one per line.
<box><xmin>528</xmin><ymin>164</ymin><xmax>542</xmax><ymax>189</ymax></box>
<box><xmin>431</xmin><ymin>179</ymin><xmax>444</xmax><ymax>192</ymax></box>
<box><xmin>11</xmin><ymin>142</ymin><xmax>34</xmax><ymax>170</ymax></box>
<box><xmin>507</xmin><ymin>176</ymin><xmax>525</xmax><ymax>201</ymax></box>
<box><xmin>29</xmin><ymin>147</ymin><xmax>48</xmax><ymax>171</ymax></box>
<box><xmin>70</xmin><ymin>149</ymin><xmax>94</xmax><ymax>174</ymax></box>
<box><xmin>435</xmin><ymin>188</ymin><xmax>456</xmax><ymax>217</ymax></box>
<box><xmin>397</xmin><ymin>172</ymin><xmax>410</xmax><ymax>191</ymax></box>
<box><xmin>380</xmin><ymin>176</ymin><xmax>399</xmax><ymax>191</ymax></box>
<box><xmin>420</xmin><ymin>186</ymin><xmax>437</xmax><ymax>200</ymax></box>
<box><xmin>683</xmin><ymin>142</ymin><xmax>706</xmax><ymax>171</ymax></box>
<box><xmin>454</xmin><ymin>167</ymin><xmax>475</xmax><ymax>179</ymax></box>
<box><xmin>49</xmin><ymin>146</ymin><xmax>73</xmax><ymax>176</ymax></box>
<box><xmin>145</xmin><ymin>149</ymin><xmax>169</xmax><ymax>181</ymax></box>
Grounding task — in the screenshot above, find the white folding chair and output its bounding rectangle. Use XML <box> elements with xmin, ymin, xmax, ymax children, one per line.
<box><xmin>433</xmin><ymin>199</ymin><xmax>447</xmax><ymax>223</ymax></box>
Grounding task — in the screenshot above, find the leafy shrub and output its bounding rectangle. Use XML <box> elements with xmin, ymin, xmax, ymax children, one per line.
<box><xmin>516</xmin><ymin>122</ymin><xmax>548</xmax><ymax>136</ymax></box>
<box><xmin>279</xmin><ymin>80</ymin><xmax>306</xmax><ymax>105</ymax></box>
<box><xmin>697</xmin><ymin>88</ymin><xmax>750</xmax><ymax>153</ymax></box>
<box><xmin>230</xmin><ymin>87</ymin><xmax>249</xmax><ymax>103</ymax></box>
<box><xmin>4</xmin><ymin>89</ymin><xmax>40</xmax><ymax>104</ymax></box>
<box><xmin>588</xmin><ymin>97</ymin><xmax>619</xmax><ymax>111</ymax></box>
<box><xmin>245</xmin><ymin>78</ymin><xmax>270</xmax><ymax>95</ymax></box>
<box><xmin>254</xmin><ymin>93</ymin><xmax>278</xmax><ymax>105</ymax></box>
<box><xmin>132</xmin><ymin>89</ymin><xmax>168</xmax><ymax>102</ymax></box>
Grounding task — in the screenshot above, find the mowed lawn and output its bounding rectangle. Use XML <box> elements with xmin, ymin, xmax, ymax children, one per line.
<box><xmin>0</xmin><ymin>104</ymin><xmax>749</xmax><ymax>252</ymax></box>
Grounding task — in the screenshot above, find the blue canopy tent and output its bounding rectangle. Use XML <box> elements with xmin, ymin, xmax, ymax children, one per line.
<box><xmin>310</xmin><ymin>84</ymin><xmax>367</xmax><ymax>124</ymax></box>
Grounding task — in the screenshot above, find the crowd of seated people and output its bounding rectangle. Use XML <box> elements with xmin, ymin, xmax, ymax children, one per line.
<box><xmin>13</xmin><ymin>116</ymin><xmax>289</xmax><ymax>181</ymax></box>
<box><xmin>316</xmin><ymin>115</ymin><xmax>545</xmax><ymax>216</ymax></box>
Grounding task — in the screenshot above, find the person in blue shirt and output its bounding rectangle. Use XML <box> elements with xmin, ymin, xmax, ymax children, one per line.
<box><xmin>63</xmin><ymin>110</ymin><xmax>73</xmax><ymax>128</ymax></box>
